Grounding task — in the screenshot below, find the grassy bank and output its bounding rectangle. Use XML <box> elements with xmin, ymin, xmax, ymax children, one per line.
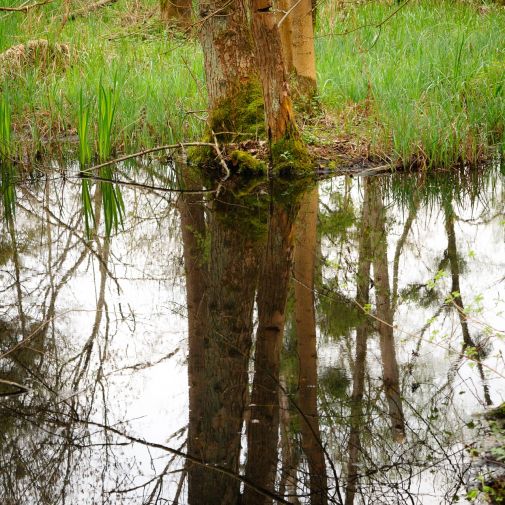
<box><xmin>0</xmin><ymin>0</ymin><xmax>504</xmax><ymax>168</ymax></box>
<box><xmin>317</xmin><ymin>0</ymin><xmax>505</xmax><ymax>167</ymax></box>
<box><xmin>0</xmin><ymin>0</ymin><xmax>205</xmax><ymax>159</ymax></box>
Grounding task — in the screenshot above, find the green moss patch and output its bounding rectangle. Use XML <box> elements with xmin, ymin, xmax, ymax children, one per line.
<box><xmin>209</xmin><ymin>80</ymin><xmax>265</xmax><ymax>141</ymax></box>
<box><xmin>271</xmin><ymin>135</ymin><xmax>314</xmax><ymax>176</ymax></box>
<box><xmin>229</xmin><ymin>150</ymin><xmax>266</xmax><ymax>176</ymax></box>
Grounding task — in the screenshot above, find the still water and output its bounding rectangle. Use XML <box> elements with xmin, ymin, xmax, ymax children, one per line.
<box><xmin>0</xmin><ymin>161</ymin><xmax>504</xmax><ymax>504</ymax></box>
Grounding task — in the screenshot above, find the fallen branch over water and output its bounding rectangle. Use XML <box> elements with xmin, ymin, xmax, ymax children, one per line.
<box><xmin>85</xmin><ymin>142</ymin><xmax>216</xmax><ymax>172</ymax></box>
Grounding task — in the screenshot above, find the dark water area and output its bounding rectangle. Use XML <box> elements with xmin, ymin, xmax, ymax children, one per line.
<box><xmin>0</xmin><ymin>160</ymin><xmax>504</xmax><ymax>504</ymax></box>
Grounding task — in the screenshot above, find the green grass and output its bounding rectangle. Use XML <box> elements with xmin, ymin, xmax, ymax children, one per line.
<box><xmin>0</xmin><ymin>96</ymin><xmax>11</xmax><ymax>158</ymax></box>
<box><xmin>316</xmin><ymin>0</ymin><xmax>505</xmax><ymax>167</ymax></box>
<box><xmin>0</xmin><ymin>96</ymin><xmax>15</xmax><ymax>218</ymax></box>
<box><xmin>0</xmin><ymin>0</ymin><xmax>504</xmax><ymax>168</ymax></box>
<box><xmin>0</xmin><ymin>0</ymin><xmax>205</xmax><ymax>158</ymax></box>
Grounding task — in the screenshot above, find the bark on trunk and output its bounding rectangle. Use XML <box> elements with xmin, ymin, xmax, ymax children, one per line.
<box><xmin>293</xmin><ymin>186</ymin><xmax>328</xmax><ymax>505</ymax></box>
<box><xmin>199</xmin><ymin>0</ymin><xmax>255</xmax><ymax>113</ymax></box>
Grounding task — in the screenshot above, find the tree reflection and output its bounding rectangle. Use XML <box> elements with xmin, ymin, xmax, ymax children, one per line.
<box><xmin>0</xmin><ymin>164</ymin><xmax>503</xmax><ymax>504</ymax></box>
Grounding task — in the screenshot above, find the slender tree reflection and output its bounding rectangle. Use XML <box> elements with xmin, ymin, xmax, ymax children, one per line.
<box><xmin>293</xmin><ymin>186</ymin><xmax>328</xmax><ymax>505</ymax></box>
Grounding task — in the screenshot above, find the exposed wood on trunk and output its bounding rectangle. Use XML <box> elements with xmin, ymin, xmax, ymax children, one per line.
<box><xmin>243</xmin><ymin>197</ymin><xmax>299</xmax><ymax>505</ymax></box>
<box><xmin>368</xmin><ymin>179</ymin><xmax>406</xmax><ymax>443</ymax></box>
<box><xmin>278</xmin><ymin>0</ymin><xmax>317</xmax><ymax>94</ymax></box>
<box><xmin>249</xmin><ymin>0</ymin><xmax>297</xmax><ymax>141</ymax></box>
<box><xmin>345</xmin><ymin>182</ymin><xmax>373</xmax><ymax>505</ymax></box>
<box><xmin>293</xmin><ymin>186</ymin><xmax>328</xmax><ymax>505</ymax></box>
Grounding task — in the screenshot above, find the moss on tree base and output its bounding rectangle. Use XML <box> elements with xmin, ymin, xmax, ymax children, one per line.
<box><xmin>209</xmin><ymin>80</ymin><xmax>265</xmax><ymax>141</ymax></box>
<box><xmin>229</xmin><ymin>150</ymin><xmax>266</xmax><ymax>176</ymax></box>
<box><xmin>271</xmin><ymin>135</ymin><xmax>314</xmax><ymax>176</ymax></box>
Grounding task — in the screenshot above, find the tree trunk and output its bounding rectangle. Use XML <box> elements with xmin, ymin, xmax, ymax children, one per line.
<box><xmin>278</xmin><ymin>0</ymin><xmax>317</xmax><ymax>96</ymax></box>
<box><xmin>199</xmin><ymin>0</ymin><xmax>259</xmax><ymax>135</ymax></box>
<box><xmin>249</xmin><ymin>0</ymin><xmax>297</xmax><ymax>142</ymax></box>
<box><xmin>293</xmin><ymin>186</ymin><xmax>328</xmax><ymax>505</ymax></box>
<box><xmin>243</xmin><ymin>194</ymin><xmax>300</xmax><ymax>505</ymax></box>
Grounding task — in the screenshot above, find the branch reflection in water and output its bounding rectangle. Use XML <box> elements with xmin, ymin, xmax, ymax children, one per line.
<box><xmin>0</xmin><ymin>161</ymin><xmax>504</xmax><ymax>504</ymax></box>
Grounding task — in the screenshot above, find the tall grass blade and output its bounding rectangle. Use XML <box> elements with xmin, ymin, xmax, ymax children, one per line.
<box><xmin>0</xmin><ymin>97</ymin><xmax>15</xmax><ymax>219</ymax></box>
<box><xmin>0</xmin><ymin>96</ymin><xmax>11</xmax><ymax>159</ymax></box>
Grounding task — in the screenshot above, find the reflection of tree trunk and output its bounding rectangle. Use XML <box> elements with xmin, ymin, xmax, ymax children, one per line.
<box><xmin>279</xmin><ymin>377</ymin><xmax>301</xmax><ymax>505</ymax></box>
<box><xmin>368</xmin><ymin>179</ymin><xmax>405</xmax><ymax>443</ymax></box>
<box><xmin>392</xmin><ymin>197</ymin><xmax>418</xmax><ymax>313</ymax></box>
<box><xmin>345</xmin><ymin>181</ymin><xmax>373</xmax><ymax>505</ymax></box>
<box><xmin>293</xmin><ymin>187</ymin><xmax>328</xmax><ymax>505</ymax></box>
<box><xmin>184</xmin><ymin>187</ymin><xmax>261</xmax><ymax>505</ymax></box>
<box><xmin>444</xmin><ymin>202</ymin><xmax>492</xmax><ymax>406</ymax></box>
<box><xmin>243</xmin><ymin>199</ymin><xmax>298</xmax><ymax>505</ymax></box>
<box><xmin>179</xmin><ymin>182</ymin><xmax>209</xmax><ymax>504</ymax></box>
<box><xmin>7</xmin><ymin>216</ymin><xmax>26</xmax><ymax>338</ymax></box>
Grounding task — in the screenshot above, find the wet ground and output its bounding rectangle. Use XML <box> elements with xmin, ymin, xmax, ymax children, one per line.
<box><xmin>0</xmin><ymin>160</ymin><xmax>504</xmax><ymax>504</ymax></box>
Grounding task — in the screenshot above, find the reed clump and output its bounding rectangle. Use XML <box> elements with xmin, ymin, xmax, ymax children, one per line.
<box><xmin>77</xmin><ymin>81</ymin><xmax>125</xmax><ymax>238</ymax></box>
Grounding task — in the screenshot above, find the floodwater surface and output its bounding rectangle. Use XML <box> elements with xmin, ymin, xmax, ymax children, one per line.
<box><xmin>0</xmin><ymin>161</ymin><xmax>504</xmax><ymax>504</ymax></box>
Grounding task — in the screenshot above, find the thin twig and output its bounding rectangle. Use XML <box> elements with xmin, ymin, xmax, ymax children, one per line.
<box><xmin>277</xmin><ymin>0</ymin><xmax>302</xmax><ymax>28</ymax></box>
<box><xmin>0</xmin><ymin>0</ymin><xmax>53</xmax><ymax>12</ymax></box>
